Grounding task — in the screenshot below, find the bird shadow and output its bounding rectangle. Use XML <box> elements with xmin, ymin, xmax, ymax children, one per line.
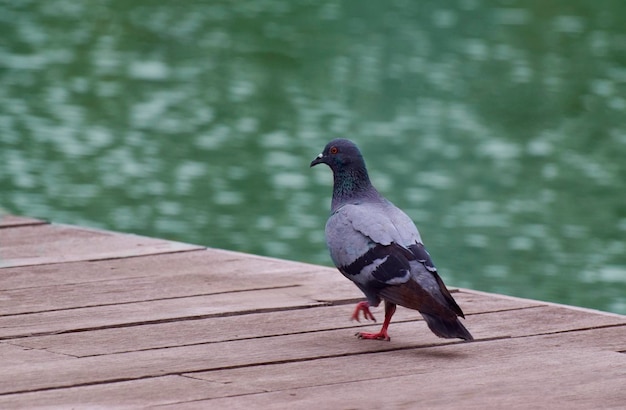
<box><xmin>388</xmin><ymin>340</ymin><xmax>472</xmax><ymax>360</ymax></box>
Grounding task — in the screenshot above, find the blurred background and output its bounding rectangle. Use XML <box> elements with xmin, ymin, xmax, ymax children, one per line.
<box><xmin>0</xmin><ymin>0</ymin><xmax>625</xmax><ymax>314</ymax></box>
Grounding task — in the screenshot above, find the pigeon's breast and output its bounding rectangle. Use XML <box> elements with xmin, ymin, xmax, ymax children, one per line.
<box><xmin>324</xmin><ymin>211</ymin><xmax>373</xmax><ymax>268</ymax></box>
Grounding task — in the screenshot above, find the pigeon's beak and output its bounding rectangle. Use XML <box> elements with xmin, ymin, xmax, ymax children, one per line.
<box><xmin>310</xmin><ymin>153</ymin><xmax>324</xmax><ymax>167</ymax></box>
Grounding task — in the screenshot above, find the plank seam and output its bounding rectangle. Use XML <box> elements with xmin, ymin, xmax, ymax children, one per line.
<box><xmin>3</xmin><ymin>340</ymin><xmax>80</xmax><ymax>359</ymax></box>
<box><xmin>0</xmin><ymin>221</ymin><xmax>49</xmax><ymax>229</ymax></box>
<box><xmin>0</xmin><ymin>284</ymin><xmax>302</xmax><ymax>318</ymax></box>
<box><xmin>0</xmin><ymin>247</ymin><xmax>207</xmax><ymax>269</ymax></box>
<box><xmin>0</xmin><ymin>302</ymin><xmax>330</xmax><ymax>341</ymax></box>
<box><xmin>514</xmin><ymin>322</ymin><xmax>626</xmax><ymax>339</ymax></box>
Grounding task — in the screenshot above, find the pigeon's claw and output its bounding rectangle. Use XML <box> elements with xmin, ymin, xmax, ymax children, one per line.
<box><xmin>355</xmin><ymin>330</ymin><xmax>390</xmax><ymax>341</ymax></box>
<box><xmin>350</xmin><ymin>301</ymin><xmax>376</xmax><ymax>322</ymax></box>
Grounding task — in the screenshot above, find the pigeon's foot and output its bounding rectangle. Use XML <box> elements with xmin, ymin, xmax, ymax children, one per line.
<box><xmin>350</xmin><ymin>301</ymin><xmax>376</xmax><ymax>322</ymax></box>
<box><xmin>354</xmin><ymin>301</ymin><xmax>395</xmax><ymax>342</ymax></box>
<box><xmin>355</xmin><ymin>330</ymin><xmax>390</xmax><ymax>341</ymax></box>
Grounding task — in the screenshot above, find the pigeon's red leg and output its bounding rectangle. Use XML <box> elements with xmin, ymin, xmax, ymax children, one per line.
<box><xmin>351</xmin><ymin>301</ymin><xmax>376</xmax><ymax>322</ymax></box>
<box><xmin>356</xmin><ymin>301</ymin><xmax>396</xmax><ymax>341</ymax></box>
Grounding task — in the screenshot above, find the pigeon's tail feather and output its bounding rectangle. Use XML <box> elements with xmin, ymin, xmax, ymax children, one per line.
<box><xmin>421</xmin><ymin>313</ymin><xmax>474</xmax><ymax>341</ymax></box>
<box><xmin>379</xmin><ymin>280</ymin><xmax>474</xmax><ymax>341</ymax></box>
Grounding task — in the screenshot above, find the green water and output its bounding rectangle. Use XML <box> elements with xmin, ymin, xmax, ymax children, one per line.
<box><xmin>1</xmin><ymin>0</ymin><xmax>625</xmax><ymax>314</ymax></box>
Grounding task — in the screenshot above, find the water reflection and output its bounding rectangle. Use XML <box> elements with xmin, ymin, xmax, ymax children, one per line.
<box><xmin>0</xmin><ymin>0</ymin><xmax>625</xmax><ymax>314</ymax></box>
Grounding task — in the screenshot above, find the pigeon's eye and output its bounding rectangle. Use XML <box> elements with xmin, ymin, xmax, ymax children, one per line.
<box><xmin>329</xmin><ymin>146</ymin><xmax>339</xmax><ymax>155</ymax></box>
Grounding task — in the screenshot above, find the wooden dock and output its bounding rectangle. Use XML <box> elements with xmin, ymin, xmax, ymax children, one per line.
<box><xmin>1</xmin><ymin>215</ymin><xmax>625</xmax><ymax>409</ymax></box>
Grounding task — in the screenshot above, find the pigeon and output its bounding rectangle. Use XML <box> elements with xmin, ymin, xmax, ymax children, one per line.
<box><xmin>310</xmin><ymin>138</ymin><xmax>473</xmax><ymax>342</ymax></box>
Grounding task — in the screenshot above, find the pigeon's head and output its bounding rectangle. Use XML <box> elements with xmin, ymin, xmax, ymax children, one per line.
<box><xmin>310</xmin><ymin>138</ymin><xmax>365</xmax><ymax>171</ymax></box>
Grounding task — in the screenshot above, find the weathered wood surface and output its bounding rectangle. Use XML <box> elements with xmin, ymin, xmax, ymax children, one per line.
<box><xmin>0</xmin><ymin>216</ymin><xmax>624</xmax><ymax>409</ymax></box>
<box><xmin>0</xmin><ymin>223</ymin><xmax>202</xmax><ymax>268</ymax></box>
<box><xmin>0</xmin><ymin>214</ymin><xmax>48</xmax><ymax>229</ymax></box>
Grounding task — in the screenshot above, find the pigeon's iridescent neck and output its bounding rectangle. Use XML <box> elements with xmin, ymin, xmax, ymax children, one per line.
<box><xmin>330</xmin><ymin>166</ymin><xmax>378</xmax><ymax>212</ymax></box>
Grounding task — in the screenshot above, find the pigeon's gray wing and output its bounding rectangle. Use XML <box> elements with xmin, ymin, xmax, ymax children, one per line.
<box><xmin>344</xmin><ymin>202</ymin><xmax>423</xmax><ymax>246</ymax></box>
<box><xmin>325</xmin><ymin>203</ymin><xmax>418</xmax><ymax>304</ymax></box>
<box><xmin>326</xmin><ymin>203</ymin><xmax>417</xmax><ymax>269</ymax></box>
<box><xmin>351</xmin><ymin>203</ymin><xmax>459</xmax><ymax>315</ymax></box>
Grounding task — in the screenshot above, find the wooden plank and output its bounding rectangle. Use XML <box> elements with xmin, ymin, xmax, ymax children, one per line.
<box><xmin>453</xmin><ymin>289</ymin><xmax>542</xmax><ymax>313</ymax></box>
<box><xmin>173</xmin><ymin>348</ymin><xmax>626</xmax><ymax>410</ymax></box>
<box><xmin>0</xmin><ymin>256</ymin><xmax>330</xmax><ymax>315</ymax></box>
<box><xmin>0</xmin><ymin>244</ymin><xmax>358</xmax><ymax>310</ymax></box>
<box><xmin>0</xmin><ymin>271</ymin><xmax>314</xmax><ymax>315</ymax></box>
<box><xmin>521</xmin><ymin>323</ymin><xmax>626</xmax><ymax>353</ymax></box>
<box><xmin>0</xmin><ymin>342</ymin><xmax>72</xmax><ymax>366</ymax></box>
<box><xmin>0</xmin><ymin>247</ymin><xmax>310</xmax><ymax>290</ymax></box>
<box><xmin>0</xmin><ymin>287</ymin><xmax>326</xmax><ymax>339</ymax></box>
<box><xmin>462</xmin><ymin>288</ymin><xmax>626</xmax><ymax>319</ymax></box>
<box><xmin>13</xmin><ymin>292</ymin><xmax>539</xmax><ymax>357</ymax></box>
<box><xmin>0</xmin><ymin>224</ymin><xmax>203</xmax><ymax>268</ymax></box>
<box><xmin>0</xmin><ymin>307</ymin><xmax>623</xmax><ymax>395</ymax></box>
<box><xmin>0</xmin><ymin>376</ymin><xmax>246</xmax><ymax>409</ymax></box>
<box><xmin>0</xmin><ymin>215</ymin><xmax>47</xmax><ymax>228</ymax></box>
